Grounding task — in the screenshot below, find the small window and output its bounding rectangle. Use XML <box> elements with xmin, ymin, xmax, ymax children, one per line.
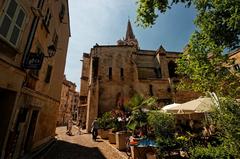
<box><xmin>43</xmin><ymin>8</ymin><xmax>51</xmax><ymax>28</ymax></box>
<box><xmin>59</xmin><ymin>4</ymin><xmax>65</xmax><ymax>22</ymax></box>
<box><xmin>52</xmin><ymin>31</ymin><xmax>58</xmax><ymax>48</ymax></box>
<box><xmin>149</xmin><ymin>84</ymin><xmax>153</xmax><ymax>96</ymax></box>
<box><xmin>37</xmin><ymin>0</ymin><xmax>45</xmax><ymax>9</ymax></box>
<box><xmin>92</xmin><ymin>57</ymin><xmax>99</xmax><ymax>79</ymax></box>
<box><xmin>168</xmin><ymin>61</ymin><xmax>177</xmax><ymax>78</ymax></box>
<box><xmin>0</xmin><ymin>0</ymin><xmax>26</xmax><ymax>46</ymax></box>
<box><xmin>167</xmin><ymin>87</ymin><xmax>171</xmax><ymax>93</ymax></box>
<box><xmin>154</xmin><ymin>67</ymin><xmax>162</xmax><ymax>78</ymax></box>
<box><xmin>45</xmin><ymin>65</ymin><xmax>52</xmax><ymax>83</ymax></box>
<box><xmin>109</xmin><ymin>67</ymin><xmax>112</xmax><ymax>80</ymax></box>
<box><xmin>120</xmin><ymin>68</ymin><xmax>124</xmax><ymax>80</ymax></box>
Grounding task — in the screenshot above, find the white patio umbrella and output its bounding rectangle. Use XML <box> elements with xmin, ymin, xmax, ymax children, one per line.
<box><xmin>162</xmin><ymin>98</ymin><xmax>214</xmax><ymax>114</ymax></box>
<box><xmin>179</xmin><ymin>97</ymin><xmax>213</xmax><ymax>113</ymax></box>
<box><xmin>161</xmin><ymin>103</ymin><xmax>181</xmax><ymax>113</ymax></box>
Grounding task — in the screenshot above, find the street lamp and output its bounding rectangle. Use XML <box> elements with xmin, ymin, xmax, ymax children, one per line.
<box><xmin>46</xmin><ymin>44</ymin><xmax>56</xmax><ymax>58</ymax></box>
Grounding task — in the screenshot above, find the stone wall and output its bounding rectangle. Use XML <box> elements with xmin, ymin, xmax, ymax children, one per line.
<box><xmin>0</xmin><ymin>0</ymin><xmax>71</xmax><ymax>158</ymax></box>
<box><xmin>82</xmin><ymin>45</ymin><xmax>199</xmax><ymax>132</ymax></box>
<box><xmin>92</xmin><ymin>46</ymin><xmax>137</xmax><ymax>114</ymax></box>
<box><xmin>80</xmin><ymin>53</ymin><xmax>90</xmax><ymax>100</ymax></box>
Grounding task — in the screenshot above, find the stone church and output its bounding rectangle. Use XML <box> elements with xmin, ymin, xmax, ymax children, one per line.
<box><xmin>79</xmin><ymin>20</ymin><xmax>198</xmax><ymax>131</ymax></box>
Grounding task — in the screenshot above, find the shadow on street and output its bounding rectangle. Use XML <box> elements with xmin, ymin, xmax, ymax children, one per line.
<box><xmin>36</xmin><ymin>140</ymin><xmax>106</xmax><ymax>159</ymax></box>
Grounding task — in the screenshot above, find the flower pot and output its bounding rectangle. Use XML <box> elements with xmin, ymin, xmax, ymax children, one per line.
<box><xmin>100</xmin><ymin>129</ymin><xmax>109</xmax><ymax>139</ymax></box>
<box><xmin>108</xmin><ymin>132</ymin><xmax>116</xmax><ymax>144</ymax></box>
<box><xmin>98</xmin><ymin>129</ymin><xmax>103</xmax><ymax>137</ymax></box>
<box><xmin>116</xmin><ymin>131</ymin><xmax>128</xmax><ymax>151</ymax></box>
<box><xmin>146</xmin><ymin>152</ymin><xmax>157</xmax><ymax>159</ymax></box>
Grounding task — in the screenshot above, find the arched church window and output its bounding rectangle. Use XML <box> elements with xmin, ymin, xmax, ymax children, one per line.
<box><xmin>120</xmin><ymin>68</ymin><xmax>124</xmax><ymax>80</ymax></box>
<box><xmin>109</xmin><ymin>67</ymin><xmax>112</xmax><ymax>80</ymax></box>
<box><xmin>168</xmin><ymin>61</ymin><xmax>177</xmax><ymax>78</ymax></box>
<box><xmin>154</xmin><ymin>67</ymin><xmax>162</xmax><ymax>78</ymax></box>
<box><xmin>149</xmin><ymin>84</ymin><xmax>153</xmax><ymax>96</ymax></box>
<box><xmin>92</xmin><ymin>57</ymin><xmax>99</xmax><ymax>80</ymax></box>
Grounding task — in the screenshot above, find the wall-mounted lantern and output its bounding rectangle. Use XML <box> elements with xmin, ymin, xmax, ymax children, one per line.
<box><xmin>46</xmin><ymin>44</ymin><xmax>56</xmax><ymax>58</ymax></box>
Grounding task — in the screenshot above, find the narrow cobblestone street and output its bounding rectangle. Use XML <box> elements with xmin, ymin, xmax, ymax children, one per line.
<box><xmin>37</xmin><ymin>127</ymin><xmax>128</xmax><ymax>159</ymax></box>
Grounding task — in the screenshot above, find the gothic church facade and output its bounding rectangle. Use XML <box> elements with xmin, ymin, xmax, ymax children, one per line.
<box><xmin>79</xmin><ymin>20</ymin><xmax>198</xmax><ymax>131</ymax></box>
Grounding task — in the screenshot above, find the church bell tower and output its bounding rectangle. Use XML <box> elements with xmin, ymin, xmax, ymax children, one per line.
<box><xmin>117</xmin><ymin>19</ymin><xmax>139</xmax><ymax>48</ymax></box>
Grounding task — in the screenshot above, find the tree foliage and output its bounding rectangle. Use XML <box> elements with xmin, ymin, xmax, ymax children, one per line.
<box><xmin>136</xmin><ymin>0</ymin><xmax>240</xmax><ymax>50</ymax></box>
<box><xmin>136</xmin><ymin>0</ymin><xmax>192</xmax><ymax>27</ymax></box>
<box><xmin>176</xmin><ymin>34</ymin><xmax>240</xmax><ymax>97</ymax></box>
<box><xmin>147</xmin><ymin>111</ymin><xmax>176</xmax><ymax>157</ymax></box>
<box><xmin>136</xmin><ymin>0</ymin><xmax>240</xmax><ymax>97</ymax></box>
<box><xmin>135</xmin><ymin>0</ymin><xmax>240</xmax><ymax>158</ymax></box>
<box><xmin>126</xmin><ymin>94</ymin><xmax>156</xmax><ymax>110</ymax></box>
<box><xmin>126</xmin><ymin>94</ymin><xmax>156</xmax><ymax>131</ymax></box>
<box><xmin>211</xmin><ymin>97</ymin><xmax>240</xmax><ymax>156</ymax></box>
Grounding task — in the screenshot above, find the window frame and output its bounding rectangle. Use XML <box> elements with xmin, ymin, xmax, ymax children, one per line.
<box><xmin>59</xmin><ymin>3</ymin><xmax>65</xmax><ymax>22</ymax></box>
<box><xmin>52</xmin><ymin>31</ymin><xmax>58</xmax><ymax>48</ymax></box>
<box><xmin>149</xmin><ymin>84</ymin><xmax>153</xmax><ymax>96</ymax></box>
<box><xmin>43</xmin><ymin>7</ymin><xmax>51</xmax><ymax>30</ymax></box>
<box><xmin>120</xmin><ymin>67</ymin><xmax>124</xmax><ymax>80</ymax></box>
<box><xmin>109</xmin><ymin>67</ymin><xmax>112</xmax><ymax>80</ymax></box>
<box><xmin>0</xmin><ymin>0</ymin><xmax>26</xmax><ymax>48</ymax></box>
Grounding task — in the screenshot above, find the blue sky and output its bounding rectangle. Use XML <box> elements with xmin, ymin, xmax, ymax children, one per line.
<box><xmin>65</xmin><ymin>0</ymin><xmax>196</xmax><ymax>91</ymax></box>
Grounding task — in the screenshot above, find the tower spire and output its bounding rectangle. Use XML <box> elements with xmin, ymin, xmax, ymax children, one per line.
<box><xmin>117</xmin><ymin>19</ymin><xmax>139</xmax><ymax>48</ymax></box>
<box><xmin>125</xmin><ymin>19</ymin><xmax>135</xmax><ymax>40</ymax></box>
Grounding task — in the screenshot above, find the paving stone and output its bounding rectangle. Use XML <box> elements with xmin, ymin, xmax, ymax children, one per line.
<box><xmin>37</xmin><ymin>126</ymin><xmax>128</xmax><ymax>159</ymax></box>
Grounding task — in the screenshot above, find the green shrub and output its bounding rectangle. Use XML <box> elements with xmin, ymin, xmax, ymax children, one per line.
<box><xmin>190</xmin><ymin>144</ymin><xmax>233</xmax><ymax>159</ymax></box>
<box><xmin>147</xmin><ymin>111</ymin><xmax>176</xmax><ymax>157</ymax></box>
<box><xmin>188</xmin><ymin>97</ymin><xmax>240</xmax><ymax>158</ymax></box>
<box><xmin>147</xmin><ymin>111</ymin><xmax>175</xmax><ymax>137</ymax></box>
<box><xmin>97</xmin><ymin>112</ymin><xmax>112</xmax><ymax>130</ymax></box>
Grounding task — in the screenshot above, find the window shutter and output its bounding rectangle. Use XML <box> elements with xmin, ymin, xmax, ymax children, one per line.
<box><xmin>45</xmin><ymin>65</ymin><xmax>52</xmax><ymax>83</ymax></box>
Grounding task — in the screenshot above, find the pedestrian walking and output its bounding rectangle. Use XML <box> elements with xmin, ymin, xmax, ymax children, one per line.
<box><xmin>91</xmin><ymin>119</ymin><xmax>99</xmax><ymax>141</ymax></box>
<box><xmin>66</xmin><ymin>119</ymin><xmax>73</xmax><ymax>136</ymax></box>
<box><xmin>78</xmin><ymin>120</ymin><xmax>83</xmax><ymax>135</ymax></box>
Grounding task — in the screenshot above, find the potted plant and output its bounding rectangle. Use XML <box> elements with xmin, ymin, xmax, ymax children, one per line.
<box><xmin>126</xmin><ymin>94</ymin><xmax>156</xmax><ymax>136</ymax></box>
<box><xmin>108</xmin><ymin>111</ymin><xmax>123</xmax><ymax>144</ymax></box>
<box><xmin>98</xmin><ymin>112</ymin><xmax>111</xmax><ymax>139</ymax></box>
<box><xmin>147</xmin><ymin>111</ymin><xmax>176</xmax><ymax>158</ymax></box>
<box><xmin>123</xmin><ymin>94</ymin><xmax>158</xmax><ymax>158</ymax></box>
<box><xmin>108</xmin><ymin>127</ymin><xmax>118</xmax><ymax>144</ymax></box>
